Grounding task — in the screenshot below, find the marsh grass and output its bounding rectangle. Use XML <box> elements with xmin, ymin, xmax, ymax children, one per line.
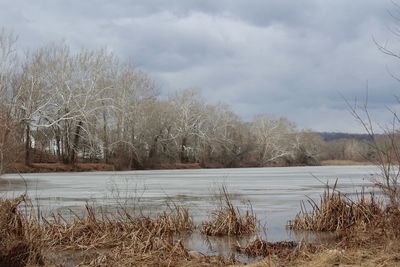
<box><xmin>0</xmin><ymin>194</ymin><xmax>241</xmax><ymax>266</ymax></box>
<box><xmin>201</xmin><ymin>185</ymin><xmax>257</xmax><ymax>237</ymax></box>
<box><xmin>39</xmin><ymin>205</ymin><xmax>192</xmax><ymax>249</ymax></box>
<box><xmin>336</xmin><ymin>202</ymin><xmax>400</xmax><ymax>249</ymax></box>
<box><xmin>286</xmin><ymin>178</ymin><xmax>400</xmax><ymax>261</ymax></box>
<box><xmin>288</xmin><ymin>181</ymin><xmax>383</xmax><ymax>232</ymax></box>
<box><xmin>0</xmin><ymin>195</ymin><xmax>43</xmax><ymax>267</ymax></box>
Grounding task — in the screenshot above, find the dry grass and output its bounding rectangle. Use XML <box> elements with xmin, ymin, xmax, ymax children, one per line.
<box><xmin>320</xmin><ymin>160</ymin><xmax>371</xmax><ymax>166</ymax></box>
<box><xmin>244</xmin><ymin>235</ymin><xmax>400</xmax><ymax>267</ymax></box>
<box><xmin>235</xmin><ymin>236</ymin><xmax>320</xmax><ymax>260</ymax></box>
<box><xmin>248</xmin><ymin>243</ymin><xmax>400</xmax><ymax>267</ymax></box>
<box><xmin>2</xmin><ymin>182</ymin><xmax>398</xmax><ymax>266</ymax></box>
<box><xmin>80</xmin><ymin>241</ymin><xmax>238</xmax><ymax>267</ymax></box>
<box><xmin>288</xmin><ymin>182</ymin><xmax>383</xmax><ymax>232</ymax></box>
<box><xmin>11</xmin><ymin>162</ymin><xmax>115</xmax><ymax>173</ymax></box>
<box><xmin>335</xmin><ymin>203</ymin><xmax>400</xmax><ymax>249</ymax></box>
<box><xmin>282</xmin><ymin>180</ymin><xmax>400</xmax><ymax>266</ymax></box>
<box><xmin>288</xmin><ymin>185</ymin><xmax>400</xmax><ymax>249</ymax></box>
<box><xmin>40</xmin><ymin>204</ymin><xmax>193</xmax><ymax>250</ymax></box>
<box><xmin>292</xmin><ymin>240</ymin><xmax>400</xmax><ymax>267</ymax></box>
<box><xmin>0</xmin><ymin>195</ymin><xmax>43</xmax><ymax>267</ymax></box>
<box><xmin>0</xmin><ymin>195</ymin><xmax>240</xmax><ymax>266</ymax></box>
<box><xmin>201</xmin><ymin>186</ymin><xmax>257</xmax><ymax>236</ymax></box>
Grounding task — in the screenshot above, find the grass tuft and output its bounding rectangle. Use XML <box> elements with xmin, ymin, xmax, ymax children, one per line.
<box><xmin>201</xmin><ymin>186</ymin><xmax>257</xmax><ymax>236</ymax></box>
<box><xmin>288</xmin><ymin>182</ymin><xmax>383</xmax><ymax>232</ymax></box>
<box><xmin>0</xmin><ymin>195</ymin><xmax>43</xmax><ymax>267</ymax></box>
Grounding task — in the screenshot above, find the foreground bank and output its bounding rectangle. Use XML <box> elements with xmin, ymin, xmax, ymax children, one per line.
<box><xmin>1</xmin><ymin>181</ymin><xmax>399</xmax><ymax>266</ymax></box>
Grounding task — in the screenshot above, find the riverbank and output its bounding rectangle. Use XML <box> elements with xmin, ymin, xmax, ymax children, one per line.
<box><xmin>7</xmin><ymin>160</ymin><xmax>371</xmax><ymax>174</ymax></box>
<box><xmin>249</xmin><ymin>241</ymin><xmax>400</xmax><ymax>266</ymax></box>
<box><xmin>320</xmin><ymin>159</ymin><xmax>372</xmax><ymax>166</ymax></box>
<box><xmin>12</xmin><ymin>162</ymin><xmax>116</xmax><ymax>173</ymax></box>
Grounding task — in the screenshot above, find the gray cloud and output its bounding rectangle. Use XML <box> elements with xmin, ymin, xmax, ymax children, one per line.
<box><xmin>0</xmin><ymin>0</ymin><xmax>399</xmax><ymax>132</ymax></box>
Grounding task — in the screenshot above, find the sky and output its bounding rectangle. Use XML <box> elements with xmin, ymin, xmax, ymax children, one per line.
<box><xmin>1</xmin><ymin>0</ymin><xmax>400</xmax><ymax>133</ymax></box>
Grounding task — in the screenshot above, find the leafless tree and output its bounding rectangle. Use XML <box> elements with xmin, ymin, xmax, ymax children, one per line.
<box><xmin>169</xmin><ymin>89</ymin><xmax>206</xmax><ymax>163</ymax></box>
<box><xmin>251</xmin><ymin>114</ymin><xmax>297</xmax><ymax>166</ymax></box>
<box><xmin>0</xmin><ymin>29</ymin><xmax>20</xmax><ymax>174</ymax></box>
<box><xmin>0</xmin><ymin>29</ymin><xmax>339</xmax><ymax>172</ymax></box>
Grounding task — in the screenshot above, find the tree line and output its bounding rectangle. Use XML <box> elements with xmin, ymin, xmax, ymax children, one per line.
<box><xmin>0</xmin><ymin>30</ymin><xmax>381</xmax><ymax>173</ymax></box>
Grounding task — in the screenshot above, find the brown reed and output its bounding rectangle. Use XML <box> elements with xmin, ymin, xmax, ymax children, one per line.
<box><xmin>201</xmin><ymin>186</ymin><xmax>257</xmax><ymax>236</ymax></box>
<box><xmin>288</xmin><ymin>183</ymin><xmax>383</xmax><ymax>232</ymax></box>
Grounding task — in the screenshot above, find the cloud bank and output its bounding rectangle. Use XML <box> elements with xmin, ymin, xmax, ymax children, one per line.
<box><xmin>1</xmin><ymin>0</ymin><xmax>400</xmax><ymax>132</ymax></box>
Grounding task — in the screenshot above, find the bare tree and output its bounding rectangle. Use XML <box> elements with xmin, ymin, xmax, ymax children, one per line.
<box><xmin>201</xmin><ymin>103</ymin><xmax>248</xmax><ymax>167</ymax></box>
<box><xmin>108</xmin><ymin>64</ymin><xmax>159</xmax><ymax>169</ymax></box>
<box><xmin>251</xmin><ymin>114</ymin><xmax>297</xmax><ymax>166</ymax></box>
<box><xmin>347</xmin><ymin>98</ymin><xmax>400</xmax><ymax>204</ymax></box>
<box><xmin>0</xmin><ymin>29</ymin><xmax>336</xmax><ymax>172</ymax></box>
<box><xmin>0</xmin><ymin>29</ymin><xmax>20</xmax><ymax>174</ymax></box>
<box><xmin>169</xmin><ymin>89</ymin><xmax>206</xmax><ymax>163</ymax></box>
<box><xmin>292</xmin><ymin>130</ymin><xmax>327</xmax><ymax>165</ymax></box>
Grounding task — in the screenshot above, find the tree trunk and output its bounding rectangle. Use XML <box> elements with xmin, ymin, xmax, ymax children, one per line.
<box><xmin>70</xmin><ymin>121</ymin><xmax>82</xmax><ymax>164</ymax></box>
<box><xmin>25</xmin><ymin>123</ymin><xmax>31</xmax><ymax>166</ymax></box>
<box><xmin>180</xmin><ymin>136</ymin><xmax>188</xmax><ymax>163</ymax></box>
<box><xmin>149</xmin><ymin>135</ymin><xmax>159</xmax><ymax>160</ymax></box>
<box><xmin>102</xmin><ymin>109</ymin><xmax>109</xmax><ymax>163</ymax></box>
<box><xmin>55</xmin><ymin>126</ymin><xmax>61</xmax><ymax>161</ymax></box>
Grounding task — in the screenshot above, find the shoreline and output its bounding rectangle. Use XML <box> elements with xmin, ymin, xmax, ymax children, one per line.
<box><xmin>4</xmin><ymin>160</ymin><xmax>372</xmax><ymax>174</ymax></box>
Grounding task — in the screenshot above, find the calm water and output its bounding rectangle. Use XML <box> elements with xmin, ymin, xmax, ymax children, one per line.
<box><xmin>0</xmin><ymin>165</ymin><xmax>381</xmax><ymax>257</ymax></box>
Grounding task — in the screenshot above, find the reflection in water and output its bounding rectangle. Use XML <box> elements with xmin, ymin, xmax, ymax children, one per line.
<box><xmin>180</xmin><ymin>232</ymin><xmax>260</xmax><ymax>263</ymax></box>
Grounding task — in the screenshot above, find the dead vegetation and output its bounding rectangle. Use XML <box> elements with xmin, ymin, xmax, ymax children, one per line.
<box><xmin>0</xmin><ymin>195</ymin><xmax>43</xmax><ymax>267</ymax></box>
<box><xmin>336</xmin><ymin>203</ymin><xmax>400</xmax><ymax>249</ymax></box>
<box><xmin>235</xmin><ymin>236</ymin><xmax>320</xmax><ymax>260</ymax></box>
<box><xmin>12</xmin><ymin>162</ymin><xmax>115</xmax><ymax>173</ymax></box>
<box><xmin>0</xmin><ymin>194</ymin><xmax>241</xmax><ymax>266</ymax></box>
<box><xmin>248</xmin><ymin>242</ymin><xmax>400</xmax><ymax>267</ymax></box>
<box><xmin>81</xmin><ymin>243</ymin><xmax>237</xmax><ymax>267</ymax></box>
<box><xmin>40</xmin><ymin>203</ymin><xmax>200</xmax><ymax>266</ymax></box>
<box><xmin>288</xmin><ymin>181</ymin><xmax>383</xmax><ymax>232</ymax></box>
<box><xmin>287</xmin><ymin>181</ymin><xmax>400</xmax><ymax>247</ymax></box>
<box><xmin>201</xmin><ymin>186</ymin><xmax>257</xmax><ymax>236</ymax></box>
<box><xmin>240</xmin><ymin>186</ymin><xmax>400</xmax><ymax>267</ymax></box>
<box><xmin>40</xmin><ymin>204</ymin><xmax>193</xmax><ymax>250</ymax></box>
<box><xmin>281</xmin><ymin>179</ymin><xmax>400</xmax><ymax>266</ymax></box>
<box><xmin>1</xmin><ymin>181</ymin><xmax>399</xmax><ymax>266</ymax></box>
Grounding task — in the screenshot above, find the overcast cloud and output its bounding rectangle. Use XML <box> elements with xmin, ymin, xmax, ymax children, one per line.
<box><xmin>1</xmin><ymin>0</ymin><xmax>400</xmax><ymax>132</ymax></box>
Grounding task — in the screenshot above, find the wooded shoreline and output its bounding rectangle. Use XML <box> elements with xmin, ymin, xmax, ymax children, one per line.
<box><xmin>4</xmin><ymin>159</ymin><xmax>372</xmax><ymax>174</ymax></box>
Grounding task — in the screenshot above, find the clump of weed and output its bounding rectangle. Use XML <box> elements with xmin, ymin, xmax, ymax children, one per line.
<box><xmin>41</xmin><ymin>203</ymin><xmax>193</xmax><ymax>249</ymax></box>
<box><xmin>38</xmin><ymin>202</ymin><xmax>237</xmax><ymax>266</ymax></box>
<box><xmin>288</xmin><ymin>179</ymin><xmax>400</xmax><ymax>252</ymax></box>
<box><xmin>201</xmin><ymin>186</ymin><xmax>257</xmax><ymax>236</ymax></box>
<box><xmin>0</xmin><ymin>195</ymin><xmax>43</xmax><ymax>267</ymax></box>
<box><xmin>288</xmin><ymin>182</ymin><xmax>383</xmax><ymax>232</ymax></box>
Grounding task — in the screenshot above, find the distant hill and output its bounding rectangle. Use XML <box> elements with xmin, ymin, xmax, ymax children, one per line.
<box><xmin>318</xmin><ymin>132</ymin><xmax>375</xmax><ymax>142</ymax></box>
